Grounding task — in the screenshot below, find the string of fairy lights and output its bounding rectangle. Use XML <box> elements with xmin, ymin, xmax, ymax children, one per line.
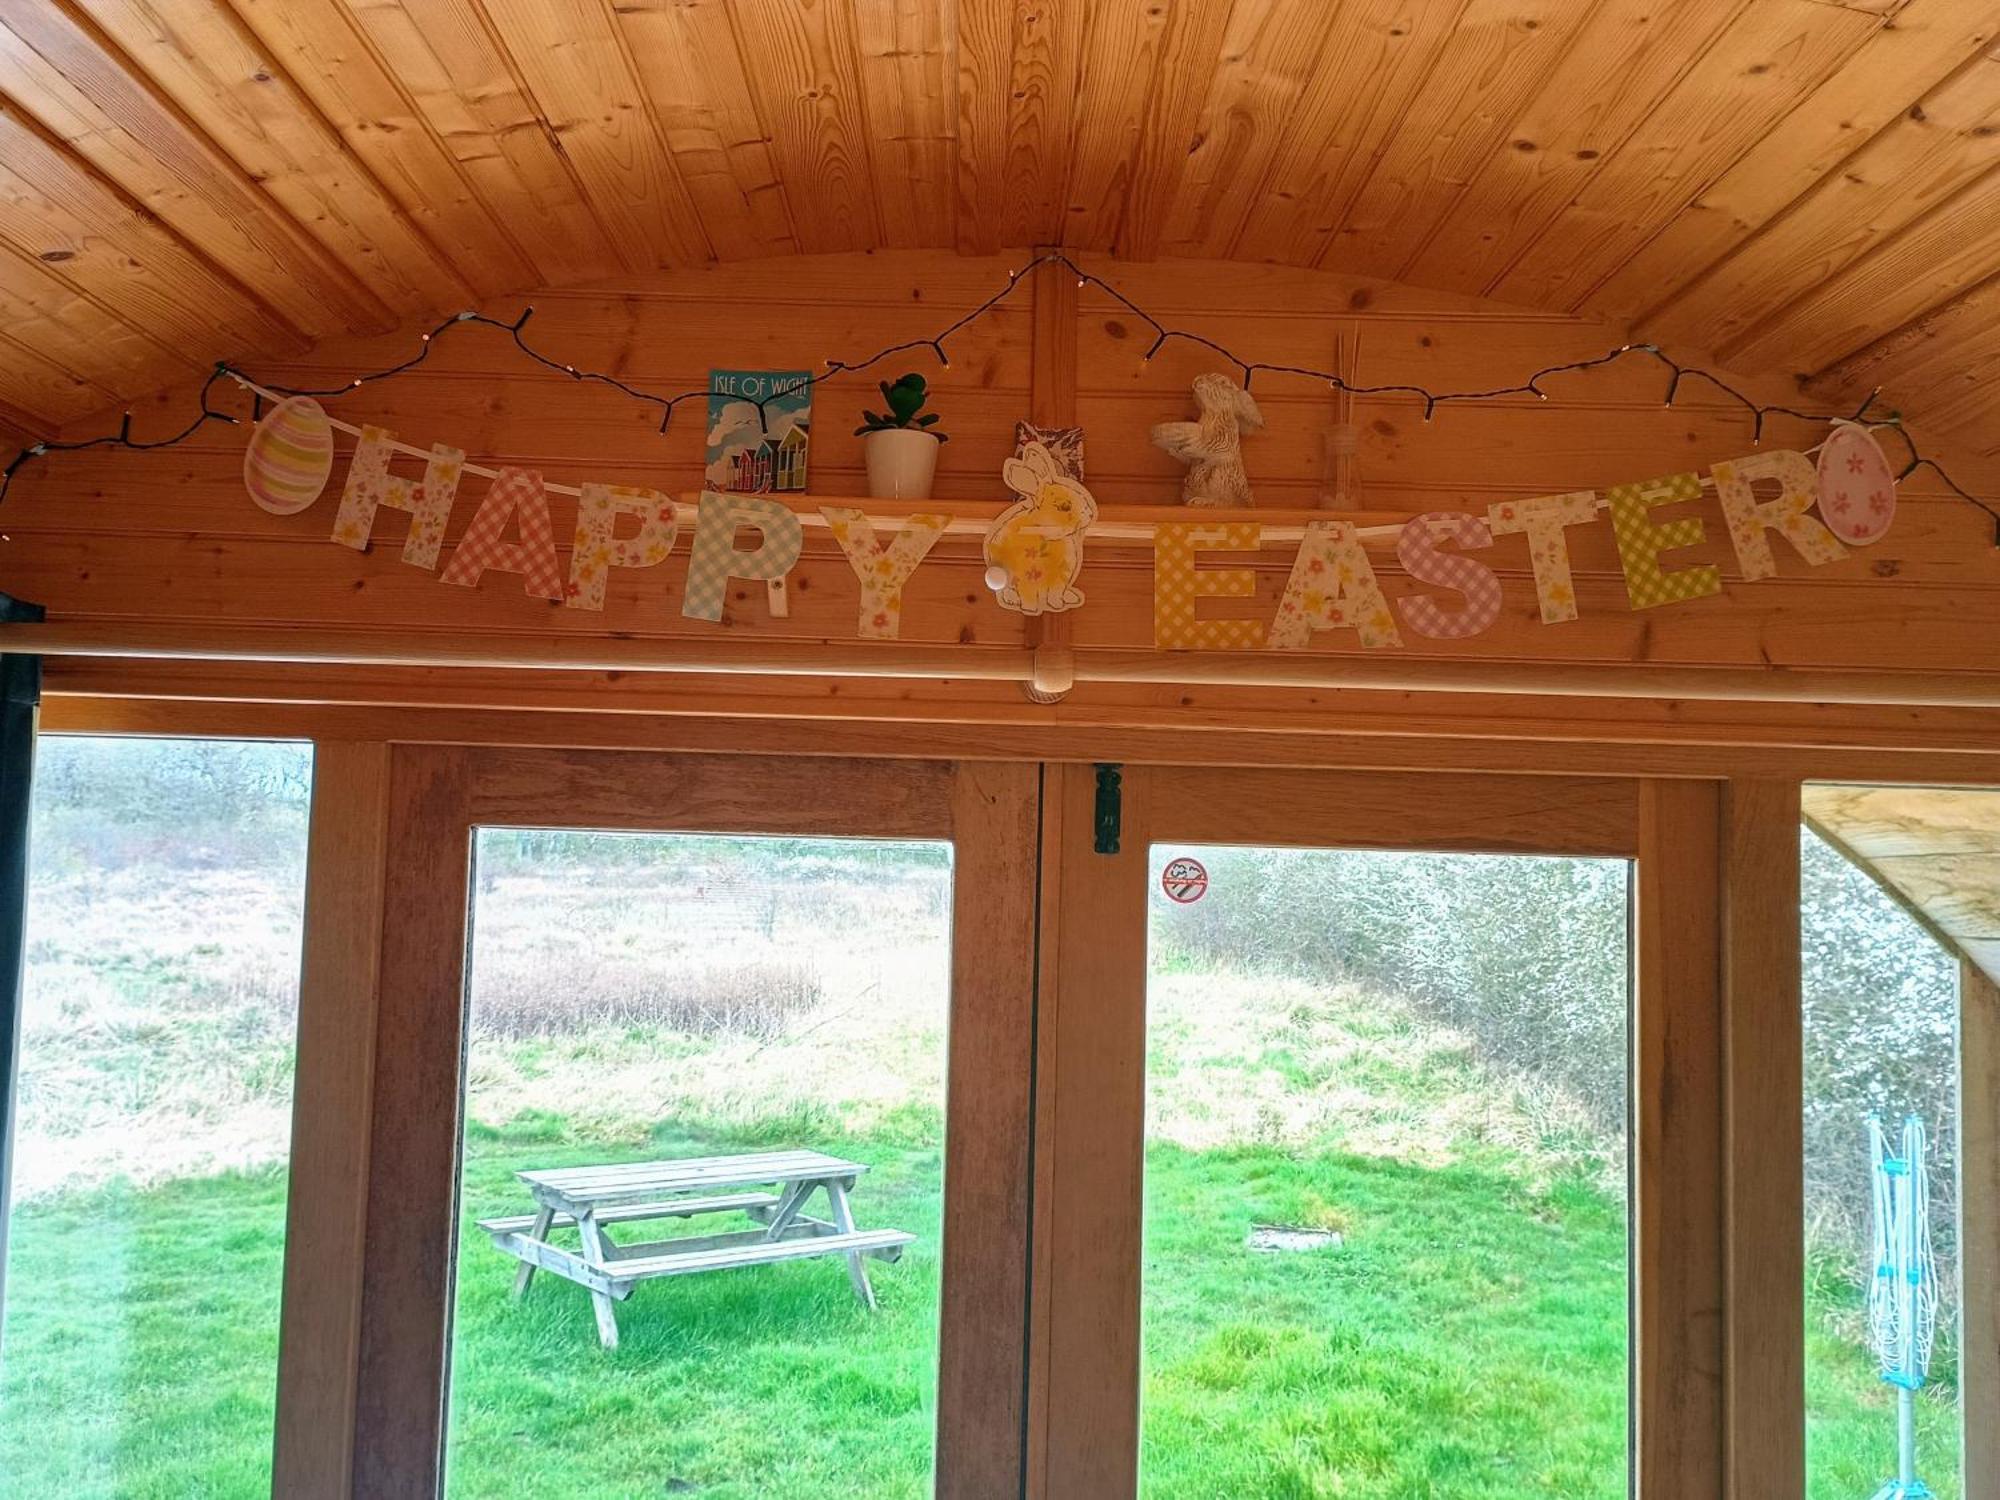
<box><xmin>0</xmin><ymin>249</ymin><xmax>1993</xmax><ymax>535</ymax></box>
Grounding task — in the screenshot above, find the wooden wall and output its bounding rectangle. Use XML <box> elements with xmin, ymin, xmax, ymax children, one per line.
<box><xmin>5</xmin><ymin>250</ymin><xmax>2000</xmax><ymax>761</ymax></box>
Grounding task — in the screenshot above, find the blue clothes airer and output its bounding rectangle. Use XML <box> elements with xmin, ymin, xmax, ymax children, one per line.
<box><xmin>1867</xmin><ymin>1114</ymin><xmax>1938</xmax><ymax>1500</ymax></box>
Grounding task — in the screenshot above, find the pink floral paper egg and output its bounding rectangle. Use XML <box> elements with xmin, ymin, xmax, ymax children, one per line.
<box><xmin>242</xmin><ymin>395</ymin><xmax>334</xmax><ymax>515</ymax></box>
<box><xmin>1815</xmin><ymin>424</ymin><xmax>1897</xmax><ymax>546</ymax></box>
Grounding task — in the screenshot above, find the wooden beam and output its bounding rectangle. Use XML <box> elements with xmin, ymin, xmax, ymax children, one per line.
<box><xmin>1964</xmin><ymin>956</ymin><xmax>2000</xmax><ymax>1498</ymax></box>
<box><xmin>1040</xmin><ymin>759</ymin><xmax>1149</xmax><ymax>1499</ymax></box>
<box><xmin>1030</xmin><ymin>248</ymin><xmax>1078</xmax><ymax>425</ymax></box>
<box><xmin>1635</xmin><ymin>778</ymin><xmax>1726</xmax><ymax>1500</ymax></box>
<box><xmin>350</xmin><ymin>743</ymin><xmax>472</xmax><ymax>1498</ymax></box>
<box><xmin>1721</xmin><ymin>780</ymin><xmax>1804</xmax><ymax>1500</ymax></box>
<box><xmin>18</xmin><ymin>619</ymin><xmax>2000</xmax><ymax>708</ymax></box>
<box><xmin>273</xmin><ymin>741</ymin><xmax>391</xmax><ymax>1500</ymax></box>
<box><xmin>936</xmin><ymin>760</ymin><xmax>1041</xmax><ymax>1495</ymax></box>
<box><xmin>1025</xmin><ymin>763</ymin><xmax>1064</xmax><ymax>1500</ymax></box>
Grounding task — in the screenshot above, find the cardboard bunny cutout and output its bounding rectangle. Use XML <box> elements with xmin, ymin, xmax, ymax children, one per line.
<box><xmin>1151</xmin><ymin>372</ymin><xmax>1264</xmax><ymax>507</ymax></box>
<box><xmin>983</xmin><ymin>440</ymin><xmax>1096</xmax><ymax>615</ymax></box>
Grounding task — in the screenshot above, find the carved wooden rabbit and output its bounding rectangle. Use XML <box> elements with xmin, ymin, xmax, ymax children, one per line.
<box><xmin>982</xmin><ymin>441</ymin><xmax>1096</xmax><ymax>615</ymax></box>
<box><xmin>1151</xmin><ymin>372</ymin><xmax>1265</xmax><ymax>506</ymax></box>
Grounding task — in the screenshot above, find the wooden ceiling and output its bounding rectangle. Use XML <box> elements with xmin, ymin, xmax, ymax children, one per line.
<box><xmin>1806</xmin><ymin>783</ymin><xmax>2000</xmax><ymax>985</ymax></box>
<box><xmin>1</xmin><ymin>0</ymin><xmax>1999</xmax><ymax>456</ymax></box>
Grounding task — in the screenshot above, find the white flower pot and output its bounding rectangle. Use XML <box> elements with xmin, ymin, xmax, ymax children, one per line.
<box><xmin>864</xmin><ymin>428</ymin><xmax>941</xmax><ymax>500</ymax></box>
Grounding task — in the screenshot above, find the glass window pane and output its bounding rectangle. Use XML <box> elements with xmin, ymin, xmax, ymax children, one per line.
<box><xmin>1803</xmin><ymin>817</ymin><xmax>1965</xmax><ymax>1498</ymax></box>
<box><xmin>0</xmin><ymin>736</ymin><xmax>312</xmax><ymax>1495</ymax></box>
<box><xmin>1142</xmin><ymin>844</ymin><xmax>1632</xmax><ymax>1498</ymax></box>
<box><xmin>444</xmin><ymin>831</ymin><xmax>952</xmax><ymax>1498</ymax></box>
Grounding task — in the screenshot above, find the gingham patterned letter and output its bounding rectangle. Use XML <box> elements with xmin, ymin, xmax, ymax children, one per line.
<box><xmin>1606</xmin><ymin>471</ymin><xmax>1721</xmax><ymax>611</ymax></box>
<box><xmin>438</xmin><ymin>466</ymin><xmax>564</xmax><ymax>599</ymax></box>
<box><xmin>1395</xmin><ymin>511</ymin><xmax>1501</xmax><ymax>640</ymax></box>
<box><xmin>1154</xmin><ymin>522</ymin><xmax>1265</xmax><ymax>649</ymax></box>
<box><xmin>681</xmin><ymin>490</ymin><xmax>803</xmax><ymax>622</ymax></box>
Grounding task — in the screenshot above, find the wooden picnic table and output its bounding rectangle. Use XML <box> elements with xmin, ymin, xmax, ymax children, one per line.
<box><xmin>478</xmin><ymin>1148</ymin><xmax>915</xmax><ymax>1348</ymax></box>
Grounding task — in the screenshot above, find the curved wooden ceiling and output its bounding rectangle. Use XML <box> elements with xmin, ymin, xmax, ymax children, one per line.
<box><xmin>0</xmin><ymin>0</ymin><xmax>1997</xmax><ymax>455</ymax></box>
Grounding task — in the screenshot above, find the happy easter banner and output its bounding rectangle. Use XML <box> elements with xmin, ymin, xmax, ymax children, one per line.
<box><xmin>242</xmin><ymin>395</ymin><xmax>1899</xmax><ymax>651</ymax></box>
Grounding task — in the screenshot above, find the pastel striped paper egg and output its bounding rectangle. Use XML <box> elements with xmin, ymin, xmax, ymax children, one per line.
<box><xmin>242</xmin><ymin>396</ymin><xmax>334</xmax><ymax>515</ymax></box>
<box><xmin>1815</xmin><ymin>424</ymin><xmax>1897</xmax><ymax>546</ymax></box>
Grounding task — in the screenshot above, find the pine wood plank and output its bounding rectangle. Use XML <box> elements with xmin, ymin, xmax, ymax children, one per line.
<box><xmin>1328</xmin><ymin>0</ymin><xmax>1605</xmax><ymax>281</ymax></box>
<box><xmin>612</xmin><ymin>0</ymin><xmax>797</xmax><ymax>259</ymax></box>
<box><xmin>1492</xmin><ymin>0</ymin><xmax>1881</xmax><ymax>312</ymax></box>
<box><xmin>0</xmin><ymin>326</ymin><xmax>111</xmax><ymax>426</ymax></box>
<box><xmin>0</xmin><ymin>242</ymin><xmax>192</xmax><ymax>407</ymax></box>
<box><xmin>937</xmin><ymin>760</ymin><xmax>1039</xmax><ymax>1496</ymax></box>
<box><xmin>337</xmin><ymin>0</ymin><xmax>621</xmax><ymax>286</ymax></box>
<box><xmin>728</xmin><ymin>0</ymin><xmax>879</xmax><ymax>254</ymax></box>
<box><xmin>69</xmin><ymin>0</ymin><xmax>472</xmax><ymax>316</ymax></box>
<box><xmin>1720</xmin><ymin>162</ymin><xmax>2000</xmax><ymax>382</ymax></box>
<box><xmin>350</xmin><ymin>742</ymin><xmax>471</xmax><ymax>1498</ymax></box>
<box><xmin>222</xmin><ymin>0</ymin><xmax>532</xmax><ymax>299</ymax></box>
<box><xmin>1720</xmin><ymin>779</ymin><xmax>1804</xmax><ymax>1500</ymax></box>
<box><xmin>1102</xmin><ymin>0</ymin><xmax>1236</xmax><ymax>262</ymax></box>
<box><xmin>0</xmin><ymin>105</ymin><xmax>301</xmax><ymax>359</ymax></box>
<box><xmin>1404</xmin><ymin>0</ymin><xmax>1752</xmax><ymax>295</ymax></box>
<box><xmin>1149</xmin><ymin>764</ymin><xmax>1640</xmax><ymax>853</ymax></box>
<box><xmin>1963</xmin><ymin>957</ymin><xmax>2000</xmax><ymax>1500</ymax></box>
<box><xmin>953</xmin><ymin>0</ymin><xmax>1081</xmax><ymax>254</ymax></box>
<box><xmin>1040</xmin><ymin>759</ymin><xmax>1149</xmax><ymax>1499</ymax></box>
<box><xmin>1587</xmin><ymin>0</ymin><xmax>2000</xmax><ymax>324</ymax></box>
<box><xmin>1649</xmin><ymin>52</ymin><xmax>2000</xmax><ymax>364</ymax></box>
<box><xmin>1810</xmin><ymin>278</ymin><xmax>2000</xmax><ymax>440</ymax></box>
<box><xmin>1060</xmin><ymin>0</ymin><xmax>1236</xmax><ymax>258</ymax></box>
<box><xmin>271</xmin><ymin>740</ymin><xmax>391</xmax><ymax>1500</ymax></box>
<box><xmin>1635</xmin><ymin>777</ymin><xmax>1726</xmax><ymax>1500</ymax></box>
<box><xmin>474</xmin><ymin>0</ymin><xmax>710</xmax><ymax>271</ymax></box>
<box><xmin>1158</xmin><ymin>0</ymin><xmax>1339</xmax><ymax>260</ymax></box>
<box><xmin>0</xmin><ymin>0</ymin><xmax>394</xmax><ymax>337</ymax></box>
<box><xmin>1229</xmin><ymin>0</ymin><xmax>1464</xmax><ymax>267</ymax></box>
<box><xmin>853</xmin><ymin>0</ymin><xmax>956</xmax><ymax>249</ymax></box>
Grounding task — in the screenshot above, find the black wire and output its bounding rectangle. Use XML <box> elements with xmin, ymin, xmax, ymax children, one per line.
<box><xmin>2</xmin><ymin>249</ymin><xmax>1992</xmax><ymax>530</ymax></box>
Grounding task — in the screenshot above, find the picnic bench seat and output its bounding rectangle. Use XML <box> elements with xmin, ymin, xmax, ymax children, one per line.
<box><xmin>479</xmin><ymin>1149</ymin><xmax>913</xmax><ymax>1347</ymax></box>
<box><xmin>477</xmin><ymin>1191</ymin><xmax>780</xmax><ymax>1236</ymax></box>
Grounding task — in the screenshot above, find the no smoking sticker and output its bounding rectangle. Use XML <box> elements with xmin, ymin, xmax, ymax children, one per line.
<box><xmin>1161</xmin><ymin>856</ymin><xmax>1208</xmax><ymax>904</ymax></box>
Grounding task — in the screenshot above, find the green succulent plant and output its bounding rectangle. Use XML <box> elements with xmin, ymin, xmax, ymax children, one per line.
<box><xmin>854</xmin><ymin>373</ymin><xmax>948</xmax><ymax>441</ymax></box>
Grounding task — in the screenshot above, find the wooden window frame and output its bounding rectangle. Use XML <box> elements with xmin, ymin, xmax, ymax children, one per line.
<box><xmin>1033</xmin><ymin>765</ymin><xmax>1802</xmax><ymax>1500</ymax></box>
<box><xmin>272</xmin><ymin>745</ymin><xmax>1041</xmax><ymax>1498</ymax></box>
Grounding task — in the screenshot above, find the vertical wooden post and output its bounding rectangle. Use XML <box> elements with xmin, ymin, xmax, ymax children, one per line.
<box><xmin>1963</xmin><ymin>958</ymin><xmax>1999</xmax><ymax>1496</ymax></box>
<box><xmin>273</xmin><ymin>742</ymin><xmax>392</xmax><ymax>1499</ymax></box>
<box><xmin>1721</xmin><ymin>781</ymin><xmax>1804</xmax><ymax>1498</ymax></box>
<box><xmin>351</xmin><ymin>744</ymin><xmax>473</xmax><ymax>1497</ymax></box>
<box><xmin>1025</xmin><ymin>766</ymin><xmax>1063</xmax><ymax>1500</ymax></box>
<box><xmin>1635</xmin><ymin>779</ymin><xmax>1725</xmax><ymax>1499</ymax></box>
<box><xmin>937</xmin><ymin>761</ymin><xmax>1041</xmax><ymax>1498</ymax></box>
<box><xmin>1023</xmin><ymin>251</ymin><xmax>1080</xmax><ymax>704</ymax></box>
<box><xmin>1041</xmin><ymin>761</ymin><xmax>1150</xmax><ymax>1498</ymax></box>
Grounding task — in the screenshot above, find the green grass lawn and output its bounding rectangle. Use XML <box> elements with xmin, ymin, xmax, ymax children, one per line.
<box><xmin>0</xmin><ymin>1114</ymin><xmax>1961</xmax><ymax>1499</ymax></box>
